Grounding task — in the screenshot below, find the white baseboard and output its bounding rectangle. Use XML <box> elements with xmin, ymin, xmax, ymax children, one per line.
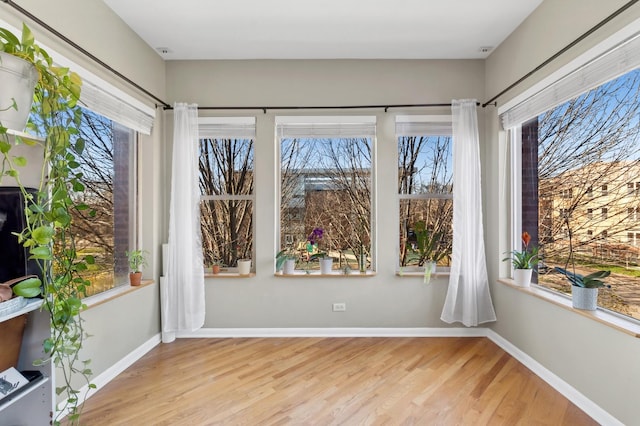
<box><xmin>58</xmin><ymin>333</ymin><xmax>162</xmax><ymax>418</ymax></box>
<box><xmin>485</xmin><ymin>329</ymin><xmax>623</xmax><ymax>426</ymax></box>
<box><xmin>177</xmin><ymin>327</ymin><xmax>487</xmax><ymax>338</ymax></box>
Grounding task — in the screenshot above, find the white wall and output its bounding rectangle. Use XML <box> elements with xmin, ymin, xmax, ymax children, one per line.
<box><xmin>484</xmin><ymin>1</ymin><xmax>640</xmax><ymax>424</ymax></box>
<box><xmin>165</xmin><ymin>59</ymin><xmax>485</xmax><ymax>327</ymax></box>
<box><xmin>0</xmin><ymin>0</ymin><xmax>165</xmax><ymax>381</ymax></box>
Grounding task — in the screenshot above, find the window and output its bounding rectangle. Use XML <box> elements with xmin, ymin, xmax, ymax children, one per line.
<box><xmin>73</xmin><ymin>108</ymin><xmax>137</xmax><ymax>296</ymax></box>
<box><xmin>586</xmin><ymin>186</ymin><xmax>593</xmax><ymax>198</ymax></box>
<box><xmin>277</xmin><ymin>116</ymin><xmax>374</xmax><ymax>273</ymax></box>
<box><xmin>396</xmin><ymin>116</ymin><xmax>453</xmax><ymax>270</ymax></box>
<box><xmin>198</xmin><ymin>117</ymin><xmax>255</xmax><ymax>271</ymax></box>
<box><xmin>507</xmin><ymin>66</ymin><xmax>640</xmax><ymax>321</ymax></box>
<box><xmin>560</xmin><ymin>188</ymin><xmax>573</xmax><ymax>199</ymax></box>
<box><xmin>628</xmin><ymin>182</ymin><xmax>640</xmax><ymax>196</ymax></box>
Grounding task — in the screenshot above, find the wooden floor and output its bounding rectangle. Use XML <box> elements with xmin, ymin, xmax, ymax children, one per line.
<box><xmin>75</xmin><ymin>337</ymin><xmax>596</xmax><ymax>425</ymax></box>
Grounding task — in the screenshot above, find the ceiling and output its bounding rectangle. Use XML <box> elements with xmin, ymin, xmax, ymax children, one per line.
<box><xmin>102</xmin><ymin>0</ymin><xmax>543</xmax><ymax>60</ymax></box>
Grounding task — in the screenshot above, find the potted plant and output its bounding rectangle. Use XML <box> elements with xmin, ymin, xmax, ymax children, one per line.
<box><xmin>126</xmin><ymin>250</ymin><xmax>147</xmax><ymax>286</ymax></box>
<box><xmin>307</xmin><ymin>227</ymin><xmax>333</xmax><ymax>274</ymax></box>
<box><xmin>409</xmin><ymin>220</ymin><xmax>448</xmax><ymax>284</ymax></box>
<box><xmin>554</xmin><ymin>218</ymin><xmax>611</xmax><ymax>310</ymax></box>
<box><xmin>554</xmin><ymin>267</ymin><xmax>610</xmax><ymax>310</ymax></box>
<box><xmin>1</xmin><ymin>23</ymin><xmax>89</xmax><ymax>424</ymax></box>
<box><xmin>211</xmin><ymin>259</ymin><xmax>222</xmax><ymax>275</ymax></box>
<box><xmin>503</xmin><ymin>231</ymin><xmax>539</xmax><ymax>287</ymax></box>
<box><xmin>237</xmin><ymin>258</ymin><xmax>251</xmax><ymax>275</ymax></box>
<box><xmin>275</xmin><ymin>248</ymin><xmax>296</xmax><ymax>275</ymax></box>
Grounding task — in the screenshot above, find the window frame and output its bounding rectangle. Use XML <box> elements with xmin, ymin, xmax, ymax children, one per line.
<box><xmin>396</xmin><ymin>115</ymin><xmax>453</xmax><ymax>273</ymax></box>
<box><xmin>275</xmin><ymin>115</ymin><xmax>377</xmax><ymax>275</ymax></box>
<box><xmin>198</xmin><ymin>117</ymin><xmax>256</xmax><ymax>274</ymax></box>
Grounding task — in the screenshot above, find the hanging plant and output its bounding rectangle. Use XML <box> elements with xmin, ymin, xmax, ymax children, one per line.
<box><xmin>0</xmin><ymin>24</ymin><xmax>92</xmax><ymax>425</ymax></box>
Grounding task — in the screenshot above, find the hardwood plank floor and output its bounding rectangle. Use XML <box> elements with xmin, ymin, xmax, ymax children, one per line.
<box><xmin>74</xmin><ymin>337</ymin><xmax>596</xmax><ymax>425</ymax></box>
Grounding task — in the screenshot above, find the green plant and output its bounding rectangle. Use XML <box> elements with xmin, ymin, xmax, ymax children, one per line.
<box><xmin>0</xmin><ymin>23</ymin><xmax>90</xmax><ymax>425</ymax></box>
<box><xmin>410</xmin><ymin>220</ymin><xmax>448</xmax><ymax>266</ymax></box>
<box><xmin>275</xmin><ymin>248</ymin><xmax>296</xmax><ymax>271</ymax></box>
<box><xmin>125</xmin><ymin>249</ymin><xmax>148</xmax><ymax>272</ymax></box>
<box><xmin>555</xmin><ymin>216</ymin><xmax>611</xmax><ymax>288</ymax></box>
<box><xmin>0</xmin><ymin>275</ymin><xmax>41</xmax><ymax>301</ymax></box>
<box><xmin>503</xmin><ymin>231</ymin><xmax>539</xmax><ymax>269</ymax></box>
<box><xmin>554</xmin><ymin>267</ymin><xmax>611</xmax><ymax>288</ymax></box>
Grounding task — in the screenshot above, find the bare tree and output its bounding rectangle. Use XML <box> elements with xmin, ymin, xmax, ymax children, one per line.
<box><xmin>398</xmin><ymin>135</ymin><xmax>453</xmax><ymax>266</ymax></box>
<box><xmin>535</xmin><ymin>70</ymin><xmax>640</xmax><ymax>263</ymax></box>
<box><xmin>199</xmin><ymin>138</ymin><xmax>254</xmax><ymax>267</ymax></box>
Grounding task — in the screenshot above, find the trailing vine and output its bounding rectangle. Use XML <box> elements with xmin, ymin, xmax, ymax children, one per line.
<box><xmin>0</xmin><ymin>24</ymin><xmax>93</xmax><ymax>425</ymax></box>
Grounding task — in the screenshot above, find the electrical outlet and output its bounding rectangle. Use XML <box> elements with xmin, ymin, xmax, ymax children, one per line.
<box><xmin>332</xmin><ymin>302</ymin><xmax>346</xmax><ymax>312</ymax></box>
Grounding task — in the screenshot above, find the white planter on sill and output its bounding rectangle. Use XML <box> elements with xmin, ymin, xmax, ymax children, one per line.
<box><xmin>283</xmin><ymin>259</ymin><xmax>296</xmax><ymax>275</ymax></box>
<box><xmin>237</xmin><ymin>259</ymin><xmax>251</xmax><ymax>275</ymax></box>
<box><xmin>513</xmin><ymin>269</ymin><xmax>533</xmax><ymax>288</ymax></box>
<box><xmin>572</xmin><ymin>285</ymin><xmax>598</xmax><ymax>311</ymax></box>
<box><xmin>320</xmin><ymin>258</ymin><xmax>333</xmax><ymax>274</ymax></box>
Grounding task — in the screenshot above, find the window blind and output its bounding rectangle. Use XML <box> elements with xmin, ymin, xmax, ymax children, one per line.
<box><xmin>80</xmin><ymin>81</ymin><xmax>155</xmax><ymax>135</ymax></box>
<box><xmin>395</xmin><ymin>115</ymin><xmax>452</xmax><ymax>136</ymax></box>
<box><xmin>500</xmin><ymin>31</ymin><xmax>640</xmax><ymax>129</ymax></box>
<box><xmin>198</xmin><ymin>117</ymin><xmax>256</xmax><ymax>139</ymax></box>
<box><xmin>276</xmin><ymin>116</ymin><xmax>376</xmax><ymax>138</ymax></box>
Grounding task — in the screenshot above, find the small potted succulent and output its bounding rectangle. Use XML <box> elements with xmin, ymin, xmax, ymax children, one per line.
<box><xmin>125</xmin><ymin>249</ymin><xmax>148</xmax><ymax>286</ymax></box>
<box><xmin>210</xmin><ymin>259</ymin><xmax>222</xmax><ymax>275</ymax></box>
<box><xmin>503</xmin><ymin>231</ymin><xmax>539</xmax><ymax>287</ymax></box>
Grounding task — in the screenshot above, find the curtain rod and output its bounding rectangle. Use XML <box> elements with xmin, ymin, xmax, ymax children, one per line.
<box><xmin>482</xmin><ymin>0</ymin><xmax>639</xmax><ymax>107</ymax></box>
<box><xmin>1</xmin><ymin>0</ymin><xmax>171</xmax><ymax>109</ymax></box>
<box><xmin>164</xmin><ymin>102</ymin><xmax>489</xmax><ymax>113</ymax></box>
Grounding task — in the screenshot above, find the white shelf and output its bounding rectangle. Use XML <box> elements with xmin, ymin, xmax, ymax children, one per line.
<box><xmin>0</xmin><ymin>298</ymin><xmax>43</xmax><ymax>323</ymax></box>
<box><xmin>4</xmin><ymin>128</ymin><xmax>45</xmax><ymax>142</ymax></box>
<box><xmin>0</xmin><ymin>373</ymin><xmax>49</xmax><ymax>411</ymax></box>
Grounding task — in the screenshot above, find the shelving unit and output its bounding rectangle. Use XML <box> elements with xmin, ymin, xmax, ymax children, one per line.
<box><xmin>0</xmin><ymin>131</ymin><xmax>52</xmax><ymax>424</ymax></box>
<box><xmin>0</xmin><ymin>300</ymin><xmax>52</xmax><ymax>425</ymax></box>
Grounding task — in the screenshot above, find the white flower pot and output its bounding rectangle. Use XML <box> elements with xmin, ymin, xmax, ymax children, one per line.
<box><xmin>572</xmin><ymin>286</ymin><xmax>598</xmax><ymax>311</ymax></box>
<box><xmin>283</xmin><ymin>259</ymin><xmax>296</xmax><ymax>275</ymax></box>
<box><xmin>237</xmin><ymin>259</ymin><xmax>251</xmax><ymax>275</ymax></box>
<box><xmin>320</xmin><ymin>258</ymin><xmax>333</xmax><ymax>274</ymax></box>
<box><xmin>513</xmin><ymin>269</ymin><xmax>533</xmax><ymax>287</ymax></box>
<box><xmin>0</xmin><ymin>51</ymin><xmax>38</xmax><ymax>131</ymax></box>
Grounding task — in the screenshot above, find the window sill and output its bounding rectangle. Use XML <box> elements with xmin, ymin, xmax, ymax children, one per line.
<box><xmin>83</xmin><ymin>280</ymin><xmax>155</xmax><ymax>310</ymax></box>
<box><xmin>497</xmin><ymin>278</ymin><xmax>640</xmax><ymax>338</ymax></box>
<box><xmin>395</xmin><ymin>272</ymin><xmax>450</xmax><ymax>278</ymax></box>
<box><xmin>205</xmin><ymin>273</ymin><xmax>255</xmax><ymax>278</ymax></box>
<box><xmin>274</xmin><ymin>271</ymin><xmax>376</xmax><ymax>278</ymax></box>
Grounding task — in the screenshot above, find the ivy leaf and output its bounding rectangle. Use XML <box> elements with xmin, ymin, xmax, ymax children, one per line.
<box><xmin>13</xmin><ymin>156</ymin><xmax>27</xmax><ymax>167</ymax></box>
<box><xmin>0</xmin><ymin>140</ymin><xmax>11</xmax><ymax>153</ymax></box>
<box><xmin>32</xmin><ymin>225</ymin><xmax>55</xmax><ymax>245</ymax></box>
<box><xmin>29</xmin><ymin>245</ymin><xmax>52</xmax><ymax>260</ymax></box>
<box><xmin>12</xmin><ymin>277</ymin><xmax>42</xmax><ymax>298</ymax></box>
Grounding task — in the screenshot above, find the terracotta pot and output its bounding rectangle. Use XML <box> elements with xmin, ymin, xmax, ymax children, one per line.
<box><xmin>211</xmin><ymin>264</ymin><xmax>221</xmax><ymax>274</ymax></box>
<box><xmin>0</xmin><ymin>314</ymin><xmax>27</xmax><ymax>371</ymax></box>
<box><xmin>129</xmin><ymin>271</ymin><xmax>142</xmax><ymax>286</ymax></box>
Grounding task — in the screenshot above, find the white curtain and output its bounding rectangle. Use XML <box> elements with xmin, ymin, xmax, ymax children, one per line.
<box><xmin>163</xmin><ymin>103</ymin><xmax>205</xmax><ymax>342</ymax></box>
<box><xmin>441</xmin><ymin>99</ymin><xmax>496</xmax><ymax>327</ymax></box>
